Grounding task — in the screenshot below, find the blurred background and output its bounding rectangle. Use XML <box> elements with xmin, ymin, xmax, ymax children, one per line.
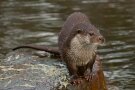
<box><xmin>0</xmin><ymin>0</ymin><xmax>135</xmax><ymax>90</ymax></box>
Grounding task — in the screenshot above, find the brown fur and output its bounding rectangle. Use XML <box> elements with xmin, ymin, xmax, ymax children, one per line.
<box><xmin>58</xmin><ymin>12</ymin><xmax>104</xmax><ymax>77</ymax></box>
<box><xmin>13</xmin><ymin>12</ymin><xmax>105</xmax><ymax>82</ymax></box>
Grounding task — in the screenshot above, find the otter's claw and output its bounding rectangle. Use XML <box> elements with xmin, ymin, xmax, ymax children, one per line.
<box><xmin>84</xmin><ymin>74</ymin><xmax>92</xmax><ymax>81</ymax></box>
<box><xmin>71</xmin><ymin>78</ymin><xmax>83</xmax><ymax>85</ymax></box>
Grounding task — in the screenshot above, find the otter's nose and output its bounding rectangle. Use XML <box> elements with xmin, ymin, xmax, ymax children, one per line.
<box><xmin>98</xmin><ymin>36</ymin><xmax>105</xmax><ymax>43</ymax></box>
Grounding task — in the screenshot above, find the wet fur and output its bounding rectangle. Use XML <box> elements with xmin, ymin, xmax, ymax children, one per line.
<box><xmin>57</xmin><ymin>12</ymin><xmax>104</xmax><ymax>78</ymax></box>
<box><xmin>67</xmin><ymin>34</ymin><xmax>96</xmax><ymax>66</ymax></box>
<box><xmin>13</xmin><ymin>12</ymin><xmax>104</xmax><ymax>81</ymax></box>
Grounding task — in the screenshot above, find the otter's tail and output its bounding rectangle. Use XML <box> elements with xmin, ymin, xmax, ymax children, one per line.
<box><xmin>13</xmin><ymin>45</ymin><xmax>60</xmax><ymax>55</ymax></box>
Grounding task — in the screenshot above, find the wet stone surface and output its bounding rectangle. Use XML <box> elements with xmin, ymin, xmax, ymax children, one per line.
<box><xmin>0</xmin><ymin>51</ymin><xmax>68</xmax><ymax>90</ymax></box>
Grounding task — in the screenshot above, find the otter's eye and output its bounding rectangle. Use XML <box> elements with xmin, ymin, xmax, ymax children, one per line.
<box><xmin>77</xmin><ymin>29</ymin><xmax>82</xmax><ymax>33</ymax></box>
<box><xmin>89</xmin><ymin>32</ymin><xmax>94</xmax><ymax>36</ymax></box>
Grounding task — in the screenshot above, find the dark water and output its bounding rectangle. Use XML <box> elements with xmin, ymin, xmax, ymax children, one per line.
<box><xmin>0</xmin><ymin>0</ymin><xmax>135</xmax><ymax>90</ymax></box>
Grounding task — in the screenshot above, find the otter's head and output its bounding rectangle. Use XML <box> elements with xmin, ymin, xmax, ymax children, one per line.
<box><xmin>72</xmin><ymin>23</ymin><xmax>105</xmax><ymax>49</ymax></box>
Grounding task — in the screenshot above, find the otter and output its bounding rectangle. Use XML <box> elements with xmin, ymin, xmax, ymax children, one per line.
<box><xmin>13</xmin><ymin>12</ymin><xmax>105</xmax><ymax>84</ymax></box>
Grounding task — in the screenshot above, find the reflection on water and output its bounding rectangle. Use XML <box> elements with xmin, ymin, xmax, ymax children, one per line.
<box><xmin>0</xmin><ymin>0</ymin><xmax>135</xmax><ymax>90</ymax></box>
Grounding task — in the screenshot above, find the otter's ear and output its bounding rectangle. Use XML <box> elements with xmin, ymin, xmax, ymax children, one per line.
<box><xmin>77</xmin><ymin>29</ymin><xmax>82</xmax><ymax>33</ymax></box>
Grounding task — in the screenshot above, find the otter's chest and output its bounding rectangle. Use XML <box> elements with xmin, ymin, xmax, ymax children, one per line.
<box><xmin>67</xmin><ymin>48</ymin><xmax>93</xmax><ymax>66</ymax></box>
<box><xmin>67</xmin><ymin>35</ymin><xmax>95</xmax><ymax>66</ymax></box>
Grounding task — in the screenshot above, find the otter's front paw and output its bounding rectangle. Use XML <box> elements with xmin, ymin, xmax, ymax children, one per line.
<box><xmin>84</xmin><ymin>74</ymin><xmax>92</xmax><ymax>81</ymax></box>
<box><xmin>70</xmin><ymin>75</ymin><xmax>82</xmax><ymax>85</ymax></box>
<box><xmin>84</xmin><ymin>70</ymin><xmax>93</xmax><ymax>81</ymax></box>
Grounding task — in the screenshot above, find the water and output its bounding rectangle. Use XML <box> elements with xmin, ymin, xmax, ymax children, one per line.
<box><xmin>0</xmin><ymin>0</ymin><xmax>135</xmax><ymax>90</ymax></box>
